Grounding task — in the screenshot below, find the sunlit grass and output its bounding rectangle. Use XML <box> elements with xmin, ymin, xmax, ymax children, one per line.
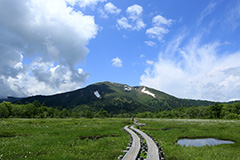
<box><xmin>1</xmin><ymin>118</ymin><xmax>239</xmax><ymax>160</ymax></box>
<box><xmin>139</xmin><ymin>118</ymin><xmax>240</xmax><ymax>160</ymax></box>
<box><xmin>0</xmin><ymin>118</ymin><xmax>131</xmax><ymax>160</ymax></box>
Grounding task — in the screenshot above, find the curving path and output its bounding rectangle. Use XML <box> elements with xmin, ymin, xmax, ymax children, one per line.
<box><xmin>130</xmin><ymin>126</ymin><xmax>160</xmax><ymax>160</ymax></box>
<box><xmin>122</xmin><ymin>125</ymin><xmax>141</xmax><ymax>160</ymax></box>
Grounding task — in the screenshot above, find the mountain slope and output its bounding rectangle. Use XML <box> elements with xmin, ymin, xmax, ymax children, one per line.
<box><xmin>19</xmin><ymin>81</ymin><xmax>215</xmax><ymax>113</ymax></box>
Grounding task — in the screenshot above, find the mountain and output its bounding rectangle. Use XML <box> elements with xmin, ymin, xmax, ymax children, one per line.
<box><xmin>0</xmin><ymin>98</ymin><xmax>8</xmax><ymax>103</ymax></box>
<box><xmin>19</xmin><ymin>81</ymin><xmax>215</xmax><ymax>113</ymax></box>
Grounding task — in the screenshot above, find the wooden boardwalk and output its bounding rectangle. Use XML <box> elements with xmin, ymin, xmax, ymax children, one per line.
<box><xmin>122</xmin><ymin>125</ymin><xmax>141</xmax><ymax>160</ymax></box>
<box><xmin>130</xmin><ymin>126</ymin><xmax>160</xmax><ymax>160</ymax></box>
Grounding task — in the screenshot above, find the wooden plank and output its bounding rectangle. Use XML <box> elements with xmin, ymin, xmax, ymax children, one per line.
<box><xmin>131</xmin><ymin>126</ymin><xmax>160</xmax><ymax>160</ymax></box>
<box><xmin>122</xmin><ymin>125</ymin><xmax>141</xmax><ymax>160</ymax></box>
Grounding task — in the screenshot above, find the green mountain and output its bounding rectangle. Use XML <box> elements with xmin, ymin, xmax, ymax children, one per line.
<box><xmin>19</xmin><ymin>81</ymin><xmax>215</xmax><ymax>113</ymax></box>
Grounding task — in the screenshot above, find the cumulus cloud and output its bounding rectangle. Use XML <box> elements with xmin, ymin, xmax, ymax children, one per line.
<box><xmin>117</xmin><ymin>17</ymin><xmax>132</xmax><ymax>29</ymax></box>
<box><xmin>104</xmin><ymin>2</ymin><xmax>121</xmax><ymax>15</ymax></box>
<box><xmin>99</xmin><ymin>2</ymin><xmax>121</xmax><ymax>18</ymax></box>
<box><xmin>146</xmin><ymin>14</ymin><xmax>174</xmax><ymax>41</ymax></box>
<box><xmin>152</xmin><ymin>15</ymin><xmax>174</xmax><ymax>26</ymax></box>
<box><xmin>126</xmin><ymin>4</ymin><xmax>143</xmax><ymax>20</ymax></box>
<box><xmin>140</xmin><ymin>35</ymin><xmax>240</xmax><ymax>102</ymax></box>
<box><xmin>0</xmin><ymin>0</ymin><xmax>98</xmax><ymax>98</ymax></box>
<box><xmin>1</xmin><ymin>59</ymin><xmax>89</xmax><ymax>97</ymax></box>
<box><xmin>112</xmin><ymin>57</ymin><xmax>123</xmax><ymax>67</ymax></box>
<box><xmin>146</xmin><ymin>27</ymin><xmax>169</xmax><ymax>40</ymax></box>
<box><xmin>117</xmin><ymin>4</ymin><xmax>146</xmax><ymax>31</ymax></box>
<box><xmin>31</xmin><ymin>59</ymin><xmax>88</xmax><ymax>90</ymax></box>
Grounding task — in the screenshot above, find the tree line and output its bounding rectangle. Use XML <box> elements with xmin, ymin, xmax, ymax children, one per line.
<box><xmin>0</xmin><ymin>101</ymin><xmax>109</xmax><ymax>118</ymax></box>
<box><xmin>135</xmin><ymin>103</ymin><xmax>240</xmax><ymax>119</ymax></box>
<box><xmin>0</xmin><ymin>100</ymin><xmax>240</xmax><ymax>119</ymax></box>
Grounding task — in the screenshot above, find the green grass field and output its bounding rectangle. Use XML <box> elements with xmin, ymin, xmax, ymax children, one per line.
<box><xmin>1</xmin><ymin>118</ymin><xmax>240</xmax><ymax>160</ymax></box>
<box><xmin>138</xmin><ymin>119</ymin><xmax>240</xmax><ymax>160</ymax></box>
<box><xmin>0</xmin><ymin>118</ymin><xmax>131</xmax><ymax>160</ymax></box>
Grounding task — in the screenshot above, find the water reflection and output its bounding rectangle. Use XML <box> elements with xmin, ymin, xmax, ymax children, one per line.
<box><xmin>177</xmin><ymin>138</ymin><xmax>234</xmax><ymax>147</ymax></box>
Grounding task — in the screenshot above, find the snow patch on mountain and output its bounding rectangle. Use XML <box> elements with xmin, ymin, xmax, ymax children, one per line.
<box><xmin>94</xmin><ymin>91</ymin><xmax>101</xmax><ymax>99</ymax></box>
<box><xmin>124</xmin><ymin>85</ymin><xmax>132</xmax><ymax>91</ymax></box>
<box><xmin>141</xmin><ymin>87</ymin><xmax>156</xmax><ymax>98</ymax></box>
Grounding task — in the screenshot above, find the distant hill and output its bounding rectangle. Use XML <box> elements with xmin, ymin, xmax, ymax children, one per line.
<box><xmin>0</xmin><ymin>98</ymin><xmax>8</xmax><ymax>103</ymax></box>
<box><xmin>18</xmin><ymin>81</ymin><xmax>215</xmax><ymax>114</ymax></box>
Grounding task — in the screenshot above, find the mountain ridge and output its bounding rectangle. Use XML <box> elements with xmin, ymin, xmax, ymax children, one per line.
<box><xmin>10</xmin><ymin>81</ymin><xmax>216</xmax><ymax>114</ymax></box>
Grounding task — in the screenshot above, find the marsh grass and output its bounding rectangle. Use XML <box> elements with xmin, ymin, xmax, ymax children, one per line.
<box><xmin>2</xmin><ymin>118</ymin><xmax>239</xmax><ymax>160</ymax></box>
<box><xmin>138</xmin><ymin>119</ymin><xmax>240</xmax><ymax>160</ymax></box>
<box><xmin>0</xmin><ymin>118</ymin><xmax>131</xmax><ymax>160</ymax></box>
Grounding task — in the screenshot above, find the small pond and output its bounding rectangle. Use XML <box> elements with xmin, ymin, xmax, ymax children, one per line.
<box><xmin>177</xmin><ymin>138</ymin><xmax>234</xmax><ymax>147</ymax></box>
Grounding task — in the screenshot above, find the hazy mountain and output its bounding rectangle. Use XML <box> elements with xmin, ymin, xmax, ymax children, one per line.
<box><xmin>17</xmin><ymin>82</ymin><xmax>215</xmax><ymax>113</ymax></box>
<box><xmin>0</xmin><ymin>98</ymin><xmax>8</xmax><ymax>103</ymax></box>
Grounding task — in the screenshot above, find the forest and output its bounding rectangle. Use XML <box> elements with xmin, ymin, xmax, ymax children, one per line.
<box><xmin>135</xmin><ymin>102</ymin><xmax>240</xmax><ymax>119</ymax></box>
<box><xmin>0</xmin><ymin>100</ymin><xmax>240</xmax><ymax>119</ymax></box>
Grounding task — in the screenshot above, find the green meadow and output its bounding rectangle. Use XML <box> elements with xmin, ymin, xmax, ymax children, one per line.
<box><xmin>0</xmin><ymin>118</ymin><xmax>130</xmax><ymax>160</ymax></box>
<box><xmin>1</xmin><ymin>118</ymin><xmax>240</xmax><ymax>160</ymax></box>
<box><xmin>139</xmin><ymin>119</ymin><xmax>240</xmax><ymax>160</ymax></box>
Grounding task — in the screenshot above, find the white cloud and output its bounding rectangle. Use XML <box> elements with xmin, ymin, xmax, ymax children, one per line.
<box><xmin>146</xmin><ymin>14</ymin><xmax>174</xmax><ymax>41</ymax></box>
<box><xmin>126</xmin><ymin>4</ymin><xmax>143</xmax><ymax>20</ymax></box>
<box><xmin>77</xmin><ymin>0</ymin><xmax>106</xmax><ymax>8</ymax></box>
<box><xmin>99</xmin><ymin>2</ymin><xmax>121</xmax><ymax>19</ymax></box>
<box><xmin>0</xmin><ymin>58</ymin><xmax>88</xmax><ymax>98</ymax></box>
<box><xmin>98</xmin><ymin>8</ymin><xmax>108</xmax><ymax>19</ymax></box>
<box><xmin>30</xmin><ymin>59</ymin><xmax>88</xmax><ymax>95</ymax></box>
<box><xmin>117</xmin><ymin>4</ymin><xmax>146</xmax><ymax>31</ymax></box>
<box><xmin>0</xmin><ymin>0</ymin><xmax>98</xmax><ymax>98</ymax></box>
<box><xmin>198</xmin><ymin>1</ymin><xmax>217</xmax><ymax>26</ymax></box>
<box><xmin>104</xmin><ymin>2</ymin><xmax>121</xmax><ymax>15</ymax></box>
<box><xmin>145</xmin><ymin>41</ymin><xmax>156</xmax><ymax>47</ymax></box>
<box><xmin>117</xmin><ymin>17</ymin><xmax>132</xmax><ymax>29</ymax></box>
<box><xmin>226</xmin><ymin>2</ymin><xmax>240</xmax><ymax>30</ymax></box>
<box><xmin>146</xmin><ymin>27</ymin><xmax>169</xmax><ymax>41</ymax></box>
<box><xmin>152</xmin><ymin>15</ymin><xmax>174</xmax><ymax>26</ymax></box>
<box><xmin>146</xmin><ymin>60</ymin><xmax>154</xmax><ymax>65</ymax></box>
<box><xmin>112</xmin><ymin>57</ymin><xmax>123</xmax><ymax>67</ymax></box>
<box><xmin>140</xmin><ymin>35</ymin><xmax>240</xmax><ymax>102</ymax></box>
<box><xmin>135</xmin><ymin>20</ymin><xmax>146</xmax><ymax>30</ymax></box>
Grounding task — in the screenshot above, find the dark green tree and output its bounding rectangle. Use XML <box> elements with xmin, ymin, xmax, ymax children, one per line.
<box><xmin>96</xmin><ymin>108</ymin><xmax>108</xmax><ymax>118</ymax></box>
<box><xmin>84</xmin><ymin>109</ymin><xmax>94</xmax><ymax>118</ymax></box>
<box><xmin>210</xmin><ymin>103</ymin><xmax>223</xmax><ymax>118</ymax></box>
<box><xmin>0</xmin><ymin>103</ymin><xmax>10</xmax><ymax>118</ymax></box>
<box><xmin>33</xmin><ymin>100</ymin><xmax>41</xmax><ymax>108</ymax></box>
<box><xmin>24</xmin><ymin>103</ymin><xmax>36</xmax><ymax>118</ymax></box>
<box><xmin>59</xmin><ymin>108</ymin><xmax>68</xmax><ymax>118</ymax></box>
<box><xmin>11</xmin><ymin>105</ymin><xmax>24</xmax><ymax>117</ymax></box>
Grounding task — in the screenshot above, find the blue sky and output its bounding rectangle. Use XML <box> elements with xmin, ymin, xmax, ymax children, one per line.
<box><xmin>0</xmin><ymin>0</ymin><xmax>240</xmax><ymax>102</ymax></box>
